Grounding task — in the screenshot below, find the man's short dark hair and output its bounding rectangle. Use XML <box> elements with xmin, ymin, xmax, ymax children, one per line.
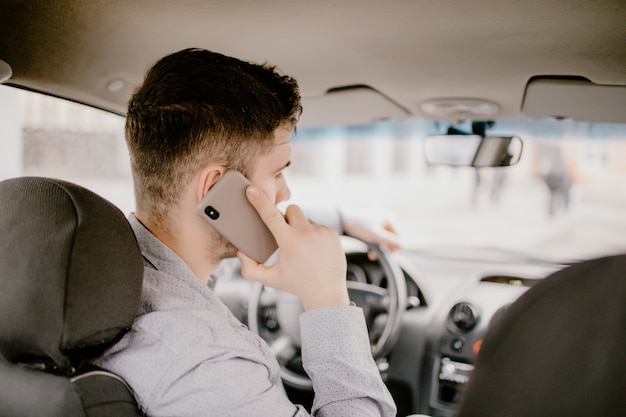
<box><xmin>125</xmin><ymin>48</ymin><xmax>302</xmax><ymax>223</ymax></box>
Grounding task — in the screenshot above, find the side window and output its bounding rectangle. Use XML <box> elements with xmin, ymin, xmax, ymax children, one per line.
<box><xmin>0</xmin><ymin>85</ymin><xmax>134</xmax><ymax>212</ymax></box>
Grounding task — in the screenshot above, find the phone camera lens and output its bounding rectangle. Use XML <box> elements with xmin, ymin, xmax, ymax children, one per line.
<box><xmin>205</xmin><ymin>206</ymin><xmax>220</xmax><ymax>220</ymax></box>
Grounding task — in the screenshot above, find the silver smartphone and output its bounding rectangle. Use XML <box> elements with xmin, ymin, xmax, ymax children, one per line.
<box><xmin>197</xmin><ymin>170</ymin><xmax>278</xmax><ymax>263</ymax></box>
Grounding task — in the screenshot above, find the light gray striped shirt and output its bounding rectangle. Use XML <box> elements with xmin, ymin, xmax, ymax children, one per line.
<box><xmin>94</xmin><ymin>214</ymin><xmax>396</xmax><ymax>417</ymax></box>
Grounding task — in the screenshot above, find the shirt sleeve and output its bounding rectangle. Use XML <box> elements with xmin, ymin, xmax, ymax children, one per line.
<box><xmin>97</xmin><ymin>304</ymin><xmax>396</xmax><ymax>417</ymax></box>
<box><xmin>299</xmin><ymin>306</ymin><xmax>397</xmax><ymax>417</ymax></box>
<box><xmin>148</xmin><ymin>307</ymin><xmax>396</xmax><ymax>417</ymax></box>
<box><xmin>151</xmin><ymin>350</ymin><xmax>307</xmax><ymax>417</ymax></box>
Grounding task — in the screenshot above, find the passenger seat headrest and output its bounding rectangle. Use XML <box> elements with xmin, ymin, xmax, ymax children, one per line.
<box><xmin>0</xmin><ymin>177</ymin><xmax>143</xmax><ymax>374</ymax></box>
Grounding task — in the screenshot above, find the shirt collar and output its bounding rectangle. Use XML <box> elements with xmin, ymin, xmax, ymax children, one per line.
<box><xmin>127</xmin><ymin>213</ymin><xmax>216</xmax><ymax>293</ymax></box>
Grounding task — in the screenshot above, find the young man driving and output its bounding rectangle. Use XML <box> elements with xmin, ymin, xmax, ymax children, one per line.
<box><xmin>95</xmin><ymin>48</ymin><xmax>397</xmax><ymax>417</ymax></box>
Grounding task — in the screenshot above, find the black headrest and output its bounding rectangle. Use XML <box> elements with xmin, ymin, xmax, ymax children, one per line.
<box><xmin>457</xmin><ymin>254</ymin><xmax>626</xmax><ymax>416</ymax></box>
<box><xmin>0</xmin><ymin>177</ymin><xmax>143</xmax><ymax>374</ymax></box>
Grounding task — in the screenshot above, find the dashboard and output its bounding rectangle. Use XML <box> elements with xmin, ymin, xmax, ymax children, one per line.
<box><xmin>213</xmin><ymin>247</ymin><xmax>564</xmax><ymax>416</ymax></box>
<box><xmin>387</xmin><ymin>252</ymin><xmax>562</xmax><ymax>416</ymax></box>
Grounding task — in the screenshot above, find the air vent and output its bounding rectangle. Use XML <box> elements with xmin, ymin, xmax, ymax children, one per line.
<box><xmin>448</xmin><ymin>302</ymin><xmax>480</xmax><ymax>331</ymax></box>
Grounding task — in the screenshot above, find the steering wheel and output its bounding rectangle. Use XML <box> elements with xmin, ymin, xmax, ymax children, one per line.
<box><xmin>247</xmin><ymin>237</ymin><xmax>407</xmax><ymax>390</ymax></box>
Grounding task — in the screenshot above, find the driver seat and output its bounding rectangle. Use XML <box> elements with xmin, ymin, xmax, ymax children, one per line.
<box><xmin>0</xmin><ymin>177</ymin><xmax>144</xmax><ymax>416</ymax></box>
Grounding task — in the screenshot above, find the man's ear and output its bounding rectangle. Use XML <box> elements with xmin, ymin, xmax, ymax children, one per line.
<box><xmin>197</xmin><ymin>165</ymin><xmax>227</xmax><ymax>202</ymax></box>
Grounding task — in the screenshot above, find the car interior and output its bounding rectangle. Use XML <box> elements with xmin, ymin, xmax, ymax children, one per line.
<box><xmin>1</xmin><ymin>1</ymin><xmax>625</xmax><ymax>416</ymax></box>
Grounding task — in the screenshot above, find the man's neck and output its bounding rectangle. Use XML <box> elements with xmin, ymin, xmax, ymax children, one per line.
<box><xmin>135</xmin><ymin>209</ymin><xmax>220</xmax><ymax>285</ymax></box>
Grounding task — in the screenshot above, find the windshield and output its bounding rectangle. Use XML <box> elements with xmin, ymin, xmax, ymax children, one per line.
<box><xmin>2</xmin><ymin>85</ymin><xmax>625</xmax><ymax>262</ymax></box>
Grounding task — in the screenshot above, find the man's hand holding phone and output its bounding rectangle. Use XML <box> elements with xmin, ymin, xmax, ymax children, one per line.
<box><xmin>238</xmin><ymin>186</ymin><xmax>350</xmax><ymax>311</ymax></box>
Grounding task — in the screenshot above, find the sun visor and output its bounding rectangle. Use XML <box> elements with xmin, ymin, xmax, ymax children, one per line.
<box><xmin>522</xmin><ymin>77</ymin><xmax>626</xmax><ymax>123</ymax></box>
<box><xmin>298</xmin><ymin>85</ymin><xmax>410</xmax><ymax>128</ymax></box>
<box><xmin>0</xmin><ymin>58</ymin><xmax>12</xmax><ymax>83</ymax></box>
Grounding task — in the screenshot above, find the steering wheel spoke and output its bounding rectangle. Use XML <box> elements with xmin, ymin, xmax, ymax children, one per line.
<box><xmin>347</xmin><ymin>281</ymin><xmax>388</xmax><ymax>309</ymax></box>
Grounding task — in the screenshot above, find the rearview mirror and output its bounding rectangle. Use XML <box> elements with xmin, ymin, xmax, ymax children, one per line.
<box><xmin>424</xmin><ymin>135</ymin><xmax>522</xmax><ymax>167</ymax></box>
